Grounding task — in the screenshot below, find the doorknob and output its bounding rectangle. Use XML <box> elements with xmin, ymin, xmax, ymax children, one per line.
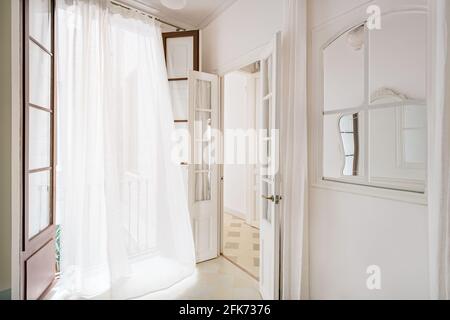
<box><xmin>261</xmin><ymin>195</ymin><xmax>283</xmax><ymax>205</ymax></box>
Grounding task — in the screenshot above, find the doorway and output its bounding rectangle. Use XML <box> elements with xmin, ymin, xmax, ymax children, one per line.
<box><xmin>221</xmin><ymin>62</ymin><xmax>261</xmax><ymax>280</ymax></box>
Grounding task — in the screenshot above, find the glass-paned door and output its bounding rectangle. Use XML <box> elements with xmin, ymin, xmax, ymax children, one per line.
<box><xmin>188</xmin><ymin>71</ymin><xmax>219</xmax><ymax>263</ymax></box>
<box><xmin>22</xmin><ymin>0</ymin><xmax>56</xmax><ymax>300</ymax></box>
<box><xmin>258</xmin><ymin>32</ymin><xmax>282</xmax><ymax>300</ymax></box>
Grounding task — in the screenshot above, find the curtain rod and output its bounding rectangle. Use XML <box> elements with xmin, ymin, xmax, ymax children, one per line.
<box><xmin>110</xmin><ymin>1</ymin><xmax>187</xmax><ymax>31</ymax></box>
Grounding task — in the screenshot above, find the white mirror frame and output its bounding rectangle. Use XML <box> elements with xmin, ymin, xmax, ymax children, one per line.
<box><xmin>310</xmin><ymin>3</ymin><xmax>429</xmax><ymax>205</ymax></box>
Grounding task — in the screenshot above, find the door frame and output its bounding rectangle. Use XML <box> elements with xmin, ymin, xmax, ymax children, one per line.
<box><xmin>11</xmin><ymin>0</ymin><xmax>23</xmax><ymax>300</ymax></box>
<box><xmin>216</xmin><ymin>40</ymin><xmax>283</xmax><ymax>299</ymax></box>
<box><xmin>219</xmin><ymin>70</ymin><xmax>260</xmax><ymax>256</ymax></box>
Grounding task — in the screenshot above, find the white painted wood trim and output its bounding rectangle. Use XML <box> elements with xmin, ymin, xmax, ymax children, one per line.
<box><xmin>426</xmin><ymin>0</ymin><xmax>444</xmax><ymax>300</ymax></box>
<box><xmin>216</xmin><ymin>43</ymin><xmax>268</xmax><ymax>76</ymax></box>
<box><xmin>11</xmin><ymin>0</ymin><xmax>21</xmax><ymax>300</ymax></box>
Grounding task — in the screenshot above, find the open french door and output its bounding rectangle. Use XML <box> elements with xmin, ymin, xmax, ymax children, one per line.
<box><xmin>21</xmin><ymin>0</ymin><xmax>57</xmax><ymax>300</ymax></box>
<box><xmin>258</xmin><ymin>32</ymin><xmax>282</xmax><ymax>300</ymax></box>
<box><xmin>188</xmin><ymin>70</ymin><xmax>220</xmax><ymax>263</ymax></box>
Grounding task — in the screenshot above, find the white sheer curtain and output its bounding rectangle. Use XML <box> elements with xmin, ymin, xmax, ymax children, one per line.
<box><xmin>56</xmin><ymin>0</ymin><xmax>195</xmax><ymax>299</ymax></box>
<box><xmin>429</xmin><ymin>0</ymin><xmax>450</xmax><ymax>300</ymax></box>
<box><xmin>280</xmin><ymin>0</ymin><xmax>309</xmax><ymax>300</ymax></box>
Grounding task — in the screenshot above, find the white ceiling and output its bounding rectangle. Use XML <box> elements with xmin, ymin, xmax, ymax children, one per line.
<box><xmin>135</xmin><ymin>0</ymin><xmax>237</xmax><ymax>29</ymax></box>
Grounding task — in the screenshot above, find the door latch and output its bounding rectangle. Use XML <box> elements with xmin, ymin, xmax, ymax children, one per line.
<box><xmin>262</xmin><ymin>195</ymin><xmax>283</xmax><ymax>205</ymax></box>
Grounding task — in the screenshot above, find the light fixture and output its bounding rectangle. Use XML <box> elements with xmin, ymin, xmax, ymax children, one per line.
<box><xmin>160</xmin><ymin>0</ymin><xmax>187</xmax><ymax>10</ymax></box>
<box><xmin>347</xmin><ymin>25</ymin><xmax>365</xmax><ymax>51</ymax></box>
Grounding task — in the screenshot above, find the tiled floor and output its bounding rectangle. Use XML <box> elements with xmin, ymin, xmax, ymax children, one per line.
<box><xmin>223</xmin><ymin>213</ymin><xmax>260</xmax><ymax>279</ymax></box>
<box><xmin>46</xmin><ymin>257</ymin><xmax>261</xmax><ymax>300</ymax></box>
<box><xmin>138</xmin><ymin>257</ymin><xmax>261</xmax><ymax>300</ymax></box>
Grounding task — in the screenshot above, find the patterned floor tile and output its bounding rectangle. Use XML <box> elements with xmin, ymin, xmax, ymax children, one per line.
<box><xmin>223</xmin><ymin>213</ymin><xmax>259</xmax><ymax>279</ymax></box>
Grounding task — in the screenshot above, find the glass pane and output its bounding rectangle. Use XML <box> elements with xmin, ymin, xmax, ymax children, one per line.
<box><xmin>404</xmin><ymin>105</ymin><xmax>426</xmax><ymax>128</ymax></box>
<box><xmin>195</xmin><ymin>141</ymin><xmax>211</xmax><ymax>171</ymax></box>
<box><xmin>323</xmin><ymin>113</ymin><xmax>363</xmax><ymax>179</ymax></box>
<box><xmin>323</xmin><ymin>25</ymin><xmax>365</xmax><ymax>111</ymax></box>
<box><xmin>369</xmin><ymin>106</ymin><xmax>426</xmax><ymax>189</ymax></box>
<box><xmin>166</xmin><ymin>36</ymin><xmax>194</xmax><ymax>79</ymax></box>
<box><xmin>195</xmin><ymin>80</ymin><xmax>211</xmax><ymax>110</ymax></box>
<box><xmin>341</xmin><ymin>133</ymin><xmax>355</xmax><ymax>156</ymax></box>
<box><xmin>174</xmin><ymin>122</ymin><xmax>189</xmax><ymax>164</ymax></box>
<box><xmin>262</xmin><ymin>55</ymin><xmax>273</xmax><ymax>96</ymax></box>
<box><xmin>29</xmin><ymin>107</ymin><xmax>51</xmax><ymax>170</ymax></box>
<box><xmin>403</xmin><ymin>129</ymin><xmax>427</xmax><ymax>164</ymax></box>
<box><xmin>343</xmin><ymin>156</ymin><xmax>355</xmax><ymax>176</ymax></box>
<box><xmin>195</xmin><ymin>172</ymin><xmax>211</xmax><ymax>202</ymax></box>
<box><xmin>261</xmin><ymin>181</ymin><xmax>272</xmax><ymax>223</ymax></box>
<box><xmin>339</xmin><ymin>114</ymin><xmax>355</xmax><ymax>132</ymax></box>
<box><xmin>181</xmin><ymin>166</ymin><xmax>188</xmax><ymax>194</ymax></box>
<box><xmin>29</xmin><ymin>170</ymin><xmax>51</xmax><ymax>239</ymax></box>
<box><xmin>169</xmin><ymin>80</ymin><xmax>188</xmax><ymax>120</ymax></box>
<box><xmin>262</xmin><ymin>98</ymin><xmax>272</xmax><ymax>131</ymax></box>
<box><xmin>29</xmin><ymin>40</ymin><xmax>52</xmax><ymax>108</ymax></box>
<box><xmin>29</xmin><ymin>0</ymin><xmax>52</xmax><ymax>51</ymax></box>
<box><xmin>369</xmin><ymin>13</ymin><xmax>427</xmax><ymax>104</ymax></box>
<box><xmin>195</xmin><ymin>111</ymin><xmax>212</xmax><ymax>141</ymax></box>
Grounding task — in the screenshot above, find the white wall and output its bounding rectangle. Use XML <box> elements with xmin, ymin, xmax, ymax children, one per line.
<box><xmin>223</xmin><ymin>72</ymin><xmax>250</xmax><ymax>219</ymax></box>
<box><xmin>309</xmin><ymin>0</ymin><xmax>430</xmax><ymax>299</ymax></box>
<box><xmin>0</xmin><ymin>0</ymin><xmax>12</xmax><ymax>295</ymax></box>
<box><xmin>201</xmin><ymin>0</ymin><xmax>283</xmax><ymax>73</ymax></box>
<box><xmin>310</xmin><ymin>189</ymin><xmax>429</xmax><ymax>299</ymax></box>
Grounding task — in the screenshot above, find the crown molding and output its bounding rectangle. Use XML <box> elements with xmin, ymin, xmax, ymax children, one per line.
<box><xmin>116</xmin><ymin>0</ymin><xmax>195</xmax><ymax>30</ymax></box>
<box><xmin>116</xmin><ymin>0</ymin><xmax>237</xmax><ymax>31</ymax></box>
<box><xmin>197</xmin><ymin>0</ymin><xmax>238</xmax><ymax>29</ymax></box>
<box><xmin>115</xmin><ymin>0</ymin><xmax>160</xmax><ymax>14</ymax></box>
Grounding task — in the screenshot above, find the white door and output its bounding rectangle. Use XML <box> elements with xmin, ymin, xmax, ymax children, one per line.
<box><xmin>258</xmin><ymin>32</ymin><xmax>282</xmax><ymax>300</ymax></box>
<box><xmin>188</xmin><ymin>70</ymin><xmax>220</xmax><ymax>263</ymax></box>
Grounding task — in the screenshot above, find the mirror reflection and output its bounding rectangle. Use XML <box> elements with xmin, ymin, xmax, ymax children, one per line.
<box><xmin>322</xmin><ymin>12</ymin><xmax>427</xmax><ymax>193</ymax></box>
<box><xmin>339</xmin><ymin>113</ymin><xmax>360</xmax><ymax>177</ymax></box>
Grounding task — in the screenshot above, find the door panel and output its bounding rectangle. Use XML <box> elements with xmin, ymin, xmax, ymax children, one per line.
<box><xmin>163</xmin><ymin>30</ymin><xmax>200</xmax><ymax>80</ymax></box>
<box><xmin>163</xmin><ymin>30</ymin><xmax>200</xmax><ymax>203</ymax></box>
<box><xmin>25</xmin><ymin>240</ymin><xmax>56</xmax><ymax>300</ymax></box>
<box><xmin>166</xmin><ymin>37</ymin><xmax>194</xmax><ymax>79</ymax></box>
<box><xmin>22</xmin><ymin>0</ymin><xmax>56</xmax><ymax>300</ymax></box>
<box><xmin>259</xmin><ymin>32</ymin><xmax>282</xmax><ymax>300</ymax></box>
<box><xmin>189</xmin><ymin>71</ymin><xmax>219</xmax><ymax>263</ymax></box>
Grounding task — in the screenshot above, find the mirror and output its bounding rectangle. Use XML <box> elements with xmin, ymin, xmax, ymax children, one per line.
<box><xmin>323</xmin><ymin>112</ymin><xmax>364</xmax><ymax>179</ymax></box>
<box><xmin>369</xmin><ymin>104</ymin><xmax>427</xmax><ymax>191</ymax></box>
<box><xmin>322</xmin><ymin>12</ymin><xmax>427</xmax><ymax>193</ymax></box>
<box><xmin>339</xmin><ymin>113</ymin><xmax>360</xmax><ymax>177</ymax></box>
<box><xmin>323</xmin><ymin>25</ymin><xmax>365</xmax><ymax>112</ymax></box>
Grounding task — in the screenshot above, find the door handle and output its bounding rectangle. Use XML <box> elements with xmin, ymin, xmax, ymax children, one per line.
<box><xmin>261</xmin><ymin>195</ymin><xmax>283</xmax><ymax>205</ymax></box>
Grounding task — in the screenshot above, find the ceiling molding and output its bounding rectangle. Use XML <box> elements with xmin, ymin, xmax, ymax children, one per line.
<box><xmin>115</xmin><ymin>0</ymin><xmax>161</xmax><ymax>14</ymax></box>
<box><xmin>119</xmin><ymin>0</ymin><xmax>237</xmax><ymax>31</ymax></box>
<box><xmin>197</xmin><ymin>0</ymin><xmax>238</xmax><ymax>29</ymax></box>
<box><xmin>153</xmin><ymin>12</ymin><xmax>196</xmax><ymax>30</ymax></box>
<box><xmin>116</xmin><ymin>0</ymin><xmax>196</xmax><ymax>30</ymax></box>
